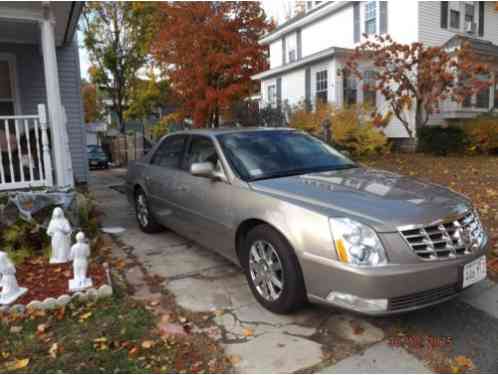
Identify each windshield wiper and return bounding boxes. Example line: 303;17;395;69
249;164;358;181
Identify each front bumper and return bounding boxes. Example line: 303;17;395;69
301;239;489;316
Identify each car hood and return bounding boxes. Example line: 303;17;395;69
249;167;471;232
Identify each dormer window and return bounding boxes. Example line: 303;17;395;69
365;1;377;35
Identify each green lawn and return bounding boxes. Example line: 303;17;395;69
1;294;228;373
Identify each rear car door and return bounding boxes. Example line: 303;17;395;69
145;134;188;229
176;135;235;257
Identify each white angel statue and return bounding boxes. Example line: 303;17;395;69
68;232;93;292
47;207;72;264
0;251;27;305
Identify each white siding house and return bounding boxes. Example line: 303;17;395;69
253;1;498;141
0;2;87;191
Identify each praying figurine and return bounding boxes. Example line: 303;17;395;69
47;207;72;264
0;251;27;305
68;232;93;292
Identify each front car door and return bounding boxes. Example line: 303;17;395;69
177;135;236;260
145;134;188;230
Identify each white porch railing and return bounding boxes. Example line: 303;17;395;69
0;104;53;191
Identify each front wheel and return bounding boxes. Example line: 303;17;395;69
135;188;163;233
242;225;307;314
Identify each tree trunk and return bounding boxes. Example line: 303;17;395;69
415;99;424;139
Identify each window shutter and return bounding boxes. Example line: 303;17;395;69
297;29;302;60
478;2;484;37
353;2;360;43
282;35;286;65
441;2;448;29
379;2;388;34
305;68;311;112
276;77;282;108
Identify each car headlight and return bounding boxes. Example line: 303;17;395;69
329;218;387;267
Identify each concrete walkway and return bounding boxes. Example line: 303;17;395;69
90;169;498;373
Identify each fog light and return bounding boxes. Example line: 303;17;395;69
326;291;388;312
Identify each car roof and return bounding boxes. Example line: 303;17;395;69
172;127;296;136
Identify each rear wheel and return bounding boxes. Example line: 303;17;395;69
242;225;307;314
135;188;163;233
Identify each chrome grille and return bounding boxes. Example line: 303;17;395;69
399;211;485;260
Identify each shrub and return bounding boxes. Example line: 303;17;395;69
151;112;183;140
462;115;498;154
418;126;468;155
331;106;389;157
288;103;389;157
288;101;333;135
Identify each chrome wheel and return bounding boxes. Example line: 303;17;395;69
136;194;149;228
249;240;284;302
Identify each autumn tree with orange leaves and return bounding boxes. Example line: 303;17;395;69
346;35;490;138
152;2;273;128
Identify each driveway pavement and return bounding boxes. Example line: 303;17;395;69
90;168;498;373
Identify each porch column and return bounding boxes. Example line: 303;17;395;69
39;9;74;188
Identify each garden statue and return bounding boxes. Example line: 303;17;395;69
68;232;93;292
47;207;72;264
0;251;27;305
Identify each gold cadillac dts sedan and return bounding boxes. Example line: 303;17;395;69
126;128;488;315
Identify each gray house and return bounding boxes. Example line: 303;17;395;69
0;1;86;191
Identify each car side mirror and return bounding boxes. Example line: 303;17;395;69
190;162;226;182
190;162;214;177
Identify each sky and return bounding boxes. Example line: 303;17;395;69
78;1;293;80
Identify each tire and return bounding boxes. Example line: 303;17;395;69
134;188;163;233
242;225;307;314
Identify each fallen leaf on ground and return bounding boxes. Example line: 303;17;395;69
128;346;139;357
242;328;253;337
37;323;48;334
228;355;241;365
49;343;58;359
79;312;92;322
141;340;155;349
9;358;29;370
10;326;22;334
453;355;474;369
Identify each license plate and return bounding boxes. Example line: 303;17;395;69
90;161;98;166
463;256;486;289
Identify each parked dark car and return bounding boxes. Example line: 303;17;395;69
87;146;109;169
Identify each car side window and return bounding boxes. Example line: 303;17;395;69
150;135;187;169
185;136;219;170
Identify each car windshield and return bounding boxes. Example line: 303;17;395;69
217;130;356;181
90;151;106;158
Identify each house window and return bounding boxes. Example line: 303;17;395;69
450;9;460;29
288;49;296;63
343;71;357;106
465;4;475;23
315;70;328;104
363;70;377;106
475;74;490;109
267;84;277;107
365;1;377;35
464;4;475;32
0;61;15;116
494;78;498;109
